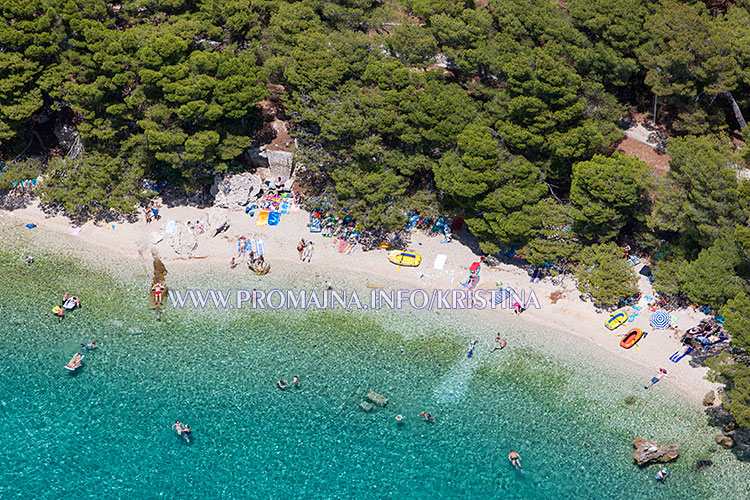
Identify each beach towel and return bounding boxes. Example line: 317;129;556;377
25;223;36;229
268;212;281;226
280;201;291;214
309;215;322;233
338;239;348;253
165;220;176;234
433;255;447;270
249;237;257;254
290;203;301;213
256;239;265;256
257;211;270;226
68;226;83;236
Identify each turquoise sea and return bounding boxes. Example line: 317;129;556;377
1;230;748;499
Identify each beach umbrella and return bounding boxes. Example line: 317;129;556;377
650;310;671;329
469;262;480;272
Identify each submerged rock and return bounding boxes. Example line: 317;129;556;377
695;459;713;470
632;438;679;465
366;391;388;407
702;391;716;406
715;434;735;449
359;401;374;412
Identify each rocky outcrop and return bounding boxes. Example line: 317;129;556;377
703;391;716;406
210;172;263;209
715;434;736;449
632;438;679;465
365;391;388;407
168;224;198;256
723;421;738;433
359;401;374;412
246;146;294;178
206;208;229;237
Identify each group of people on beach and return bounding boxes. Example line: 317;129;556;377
297;239;314;262
143;202;160;224
185;220;204;236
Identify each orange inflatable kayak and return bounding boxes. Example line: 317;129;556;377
620;328;643;349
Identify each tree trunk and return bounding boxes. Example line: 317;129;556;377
724;91;747;130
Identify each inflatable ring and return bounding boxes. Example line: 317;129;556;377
52;306;62;314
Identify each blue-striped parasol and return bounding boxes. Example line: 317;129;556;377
650;310;671;329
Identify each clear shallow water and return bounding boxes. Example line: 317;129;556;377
0;238;747;499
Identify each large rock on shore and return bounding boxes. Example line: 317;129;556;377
715;434;736;449
168;224;198;255
723;421;738;432
632;438;679;465
210;172;262;209
206;208;229;237
703;391;716;406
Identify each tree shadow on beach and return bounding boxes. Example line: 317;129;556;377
686;344;729;369
0;190;35;211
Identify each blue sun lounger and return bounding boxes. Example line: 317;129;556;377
669;346;693;363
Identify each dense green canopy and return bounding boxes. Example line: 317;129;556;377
3;0;750;431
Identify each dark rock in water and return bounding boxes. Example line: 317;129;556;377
695;459;713;470
723;421;738;433
632;437;679;465
703;390;716;406
715;434;736;449
624;396;636;405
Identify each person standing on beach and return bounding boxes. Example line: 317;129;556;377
238;236;247;257
25;255;34;265
297;239;306;260
303;241;314;262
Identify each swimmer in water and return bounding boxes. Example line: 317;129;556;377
395;415;404;423
172;421;184;435
508;450;523;471
491;338;507;352
418;411;435;421
182;425;192;442
277;379;290;390
292;375;300;386
81;341;97;351
467;337;478;357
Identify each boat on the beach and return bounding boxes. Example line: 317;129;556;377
388;250;422;267
65;353;84;371
605;310;628;330
619;328;643;349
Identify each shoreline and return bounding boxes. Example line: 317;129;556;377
0;199;720;409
